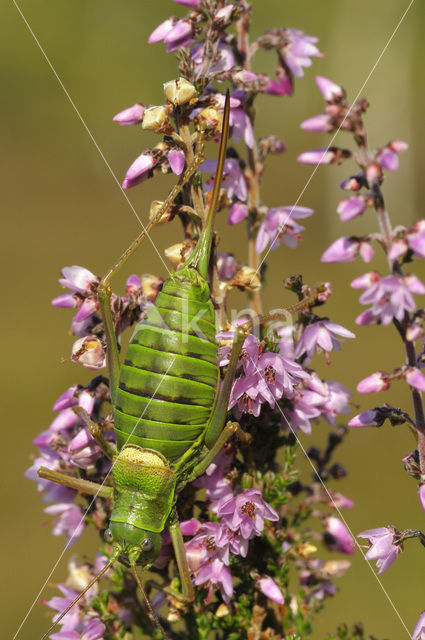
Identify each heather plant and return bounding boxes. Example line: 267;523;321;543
25;2;407;639
299;74;425;638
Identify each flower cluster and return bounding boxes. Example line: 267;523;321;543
300;73;425;636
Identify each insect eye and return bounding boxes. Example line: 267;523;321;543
141;537;153;552
104;528;113;543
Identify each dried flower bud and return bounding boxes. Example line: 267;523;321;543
150;200;176;225
142;106;171;133
365;162;383;186
403;450;421;480
140;274;163;301
164;77;197;106
232;266;261;291
165;242;192;269
295;543;318;558
71;336;106;370
322;559;351;578
66;559;96;592
215;603;230;618
195;106;223;136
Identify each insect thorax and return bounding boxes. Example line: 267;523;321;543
110;445;176;533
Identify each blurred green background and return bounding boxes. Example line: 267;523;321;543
3;0;425;638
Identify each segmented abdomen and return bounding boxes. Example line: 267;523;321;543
114;273;219;462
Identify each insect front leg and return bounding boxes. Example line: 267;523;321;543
37;466;113;499
97;154;205;404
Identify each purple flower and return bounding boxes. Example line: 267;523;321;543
81;620;106;640
324;516;355;555
413;611;425;640
229;100;254;148
315;76;345;102
53;386;78;412
297;148;338;165
282;390;323;435
217;489;279;539
300;114;332;133
404;367;425;392
193;557;233;603
194;449;234;512
58;266;98;295
348;409;383;428
257;575;284;604
283;29;321;78
229;373;263;418
122;151;157;189
322;236;370;263
294;319;355;363
44;503;85;545
168;148;185;175
216;253;238;280
419;485;425;514
201;158;248;201
148;18;177;44
408;220;425;258
256;206;314;253
228;201;249;225
69;429;102;469
337;196;368;221
113;103;145;125
318;380;351;425
357;372;389;394
191;41;235;77
358;526;402;573
356;274;425;326
174;0;202;6
257;351;309;400
185;522;229;572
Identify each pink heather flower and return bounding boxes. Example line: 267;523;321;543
294;319;355;363
49;408;79;433
228;201;249;225
318;381;351;425
357;372;389;394
356;274;425;326
194;449;234;512
174;0;202;6
168;148;185;175
51;293;78;309
348;409;383;428
404;367;425;392
148;18;177;44
321;236;374;263
193;557;233;603
284;29;321;78
122;152;156;189
73;298;98;323
71;336;106;370
45;584;82;633
201;158;248;201
53;386;78;412
255;206;314;253
408;220;425;258
419;485;425;514
69;429;101;469
59;266;98;295
258;351;310;400
257;575;284;604
358;526;402;574
300;113;332;133
125;274;141;295
44;503;85;545
297;148;336;165
192;41;235;77
185;522;229;573
113;103;145;125
229;374;263;418
388;238;408;261
413;611;425;640
216;253;238;280
324;516;355;554
315;76;345;102
282;390;323;435
337;196;367;221
217;489;279;539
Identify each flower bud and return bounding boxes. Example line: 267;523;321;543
404;367;425;392
257;575;284;604
150;200;176;225
232;266;261;291
348;409;383;428
315;76;345;102
164;77;197;106
337;196;367;222
300;114;332;133
365;162;382;186
140;274;163;301
71;336;106;370
324;516;355;554
142;106;170;132
357;372;389;393
322;559;351;577
168;148;185;175
339;174;365;191
165;242;192;269
113;103;145;125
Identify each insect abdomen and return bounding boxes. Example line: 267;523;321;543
114;273;219;462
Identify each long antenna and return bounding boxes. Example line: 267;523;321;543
182;89;231;279
40;549;120;640
131;565;170;640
